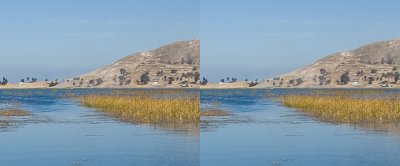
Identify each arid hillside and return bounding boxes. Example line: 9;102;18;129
58;40;200;88
259;39;400;88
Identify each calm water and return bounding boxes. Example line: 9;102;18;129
4;89;400;165
0;89;199;166
201;89;400;166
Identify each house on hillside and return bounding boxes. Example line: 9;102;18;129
151;82;161;87
351;82;363;86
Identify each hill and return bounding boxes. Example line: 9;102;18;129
58;40;200;88
258;39;400;88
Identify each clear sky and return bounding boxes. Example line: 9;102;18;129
3;1;400;83
201;0;400;82
0;0;199;82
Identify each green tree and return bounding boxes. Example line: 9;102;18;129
320;68;327;75
120;68;127;75
194;72;200;82
140;72;150;84
368;77;374;84
295;78;304;85
395;72;400;82
339;72;350;84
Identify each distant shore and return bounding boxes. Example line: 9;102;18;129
0;82;50;89
3;81;400;89
200;81;251;89
0;81;201;89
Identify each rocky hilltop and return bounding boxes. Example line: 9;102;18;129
58;40;200;88
259;39;400;88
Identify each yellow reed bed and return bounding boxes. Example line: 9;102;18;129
0;110;31;116
280;95;400;123
80;95;199;123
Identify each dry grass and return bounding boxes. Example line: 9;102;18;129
80;94;199;123
0;109;31;116
201;110;230;116
280;94;400;123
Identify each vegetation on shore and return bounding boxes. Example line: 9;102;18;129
80;94;199;123
280;94;400;123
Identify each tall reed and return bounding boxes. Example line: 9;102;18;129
280;94;400;123
80;94;200;123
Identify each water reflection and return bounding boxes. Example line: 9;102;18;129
151;122;200;135
201;89;400;166
0;89;199;166
352;122;400;136
201;115;253;132
111;114;200;135
202;89;400;134
0;120;11;131
0;114;52;132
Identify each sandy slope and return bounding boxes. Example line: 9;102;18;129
0;82;50;89
200;82;250;89
258;39;400;88
58;40;200;88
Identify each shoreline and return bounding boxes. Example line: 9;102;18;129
2;82;400;90
2;86;400;90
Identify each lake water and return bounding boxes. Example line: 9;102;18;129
4;88;400;166
200;89;400;166
0;89;199;166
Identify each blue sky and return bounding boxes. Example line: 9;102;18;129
2;1;400;83
0;0;199;82
201;0;400;82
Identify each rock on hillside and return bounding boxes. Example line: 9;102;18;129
259;39;400;88
59;40;200;88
